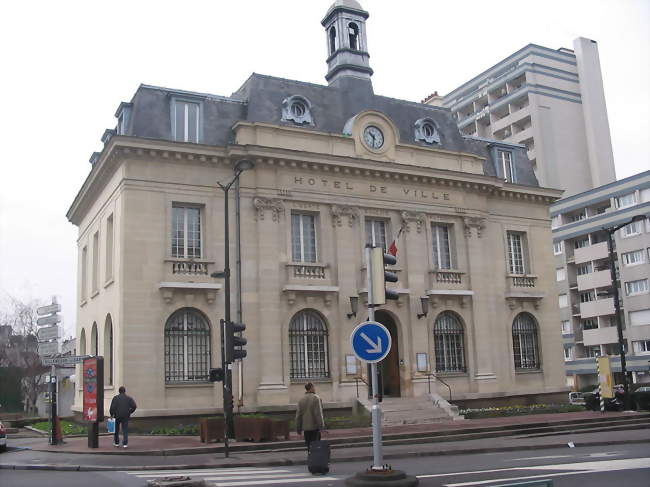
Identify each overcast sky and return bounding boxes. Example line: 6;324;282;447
0;0;648;338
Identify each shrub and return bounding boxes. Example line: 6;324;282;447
459;404;584;419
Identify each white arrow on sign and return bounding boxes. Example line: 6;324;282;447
361;332;382;354
37;303;61;316
37;314;62;326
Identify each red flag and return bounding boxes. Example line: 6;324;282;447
388;225;404;257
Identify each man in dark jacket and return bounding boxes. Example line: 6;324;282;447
109;386;137;448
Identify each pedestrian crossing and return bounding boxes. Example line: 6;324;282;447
123;466;341;486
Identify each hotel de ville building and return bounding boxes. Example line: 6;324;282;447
67;0;567;418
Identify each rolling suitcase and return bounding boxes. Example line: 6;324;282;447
307;440;330;475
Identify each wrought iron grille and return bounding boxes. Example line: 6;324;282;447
289;310;329;380
433;312;466;372
512;313;539;369
164;308;211;383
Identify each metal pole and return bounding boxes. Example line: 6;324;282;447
221;183;231;457
50;365;57;445
235;176;244;411
606;229;631;409
366;246;383;470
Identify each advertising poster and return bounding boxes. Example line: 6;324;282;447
597;356;614;398
83;357;104;421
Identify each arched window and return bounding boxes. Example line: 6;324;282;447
164;308;211;383
512;313;540;369
329;26;336;54
433;312;466;372
104;315;113;386
348;23;359;50
91;322;98;356
289;310;329;379
79;329;86;355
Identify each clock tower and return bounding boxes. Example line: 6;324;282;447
321;0;373;87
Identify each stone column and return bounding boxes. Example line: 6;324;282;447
463;216;499;392
251;196;288;405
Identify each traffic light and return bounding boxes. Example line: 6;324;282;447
369;246;399;305
209;368;224;382
226;320;247;363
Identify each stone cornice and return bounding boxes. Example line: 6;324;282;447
67;135;563;226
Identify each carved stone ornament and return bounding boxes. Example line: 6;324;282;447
463;216;486;238
331;205;359;227
401;211;425;233
253;197;285;222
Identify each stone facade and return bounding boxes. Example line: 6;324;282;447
67;0;566;417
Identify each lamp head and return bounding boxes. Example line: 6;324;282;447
234;159;254;174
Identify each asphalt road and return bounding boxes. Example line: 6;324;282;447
1;443;648;487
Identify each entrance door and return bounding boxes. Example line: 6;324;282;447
376;311;400;397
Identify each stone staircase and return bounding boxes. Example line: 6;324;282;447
357;394;464;426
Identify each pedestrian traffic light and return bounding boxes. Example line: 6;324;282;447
226;320;247;363
209;368;224;382
369;246;399;305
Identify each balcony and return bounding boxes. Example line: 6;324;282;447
428;269;468;292
577;269;612;291
509;274;537;288
170;260;209;276
286;262;330;282
574;241;609;264
583;326;619;346
580;297;614;318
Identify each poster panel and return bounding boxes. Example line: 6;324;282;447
83;357;104;421
597;356;614;398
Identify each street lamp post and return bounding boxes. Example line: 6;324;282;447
213;159;254;454
603;214;646;411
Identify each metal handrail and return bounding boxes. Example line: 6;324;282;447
426;372;452;402
354;375;369;398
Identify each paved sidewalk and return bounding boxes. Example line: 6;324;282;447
0;411;647;471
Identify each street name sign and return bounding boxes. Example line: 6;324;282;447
37;303;61;316
38;341;60;356
37;325;60;342
351;321;391;363
37;314;62;326
42;355;89;366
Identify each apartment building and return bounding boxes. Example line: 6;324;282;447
66;0;567;416
551;171;650;389
429;38;616;197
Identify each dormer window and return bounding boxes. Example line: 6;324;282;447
329;26;337;55
348;23;359;50
499;150;515;183
414;118;440;145
282;95;314;125
172;98;201;143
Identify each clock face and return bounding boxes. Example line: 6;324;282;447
363;125;384;149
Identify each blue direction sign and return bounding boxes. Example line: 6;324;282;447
351;321;392;363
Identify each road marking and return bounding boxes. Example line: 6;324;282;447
508;455;573;461
205;473;314;481
439;457;650;487
212;477;339;486
135;469;291;478
125;467;261;475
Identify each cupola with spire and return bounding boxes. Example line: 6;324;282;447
321;0;373;87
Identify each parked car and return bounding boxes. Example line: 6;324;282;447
0;421;7;452
633;385;650;410
569;392;585;405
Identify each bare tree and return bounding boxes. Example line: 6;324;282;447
0;296;48;415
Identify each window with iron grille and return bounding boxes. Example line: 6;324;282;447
164;308;211;383
512;313;540;369
506;231;527;275
365;218;388;251
432;224;453;270
172;205;202;259
289;310;329;380
433;312;466;373
292;213;318;263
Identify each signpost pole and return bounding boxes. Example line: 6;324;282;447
366;246;383;470
50;365;57;445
